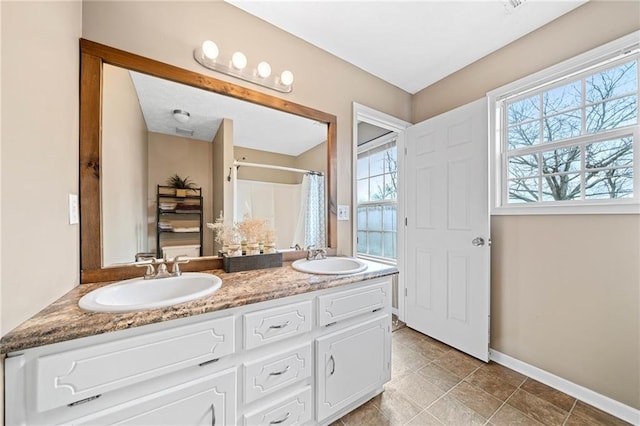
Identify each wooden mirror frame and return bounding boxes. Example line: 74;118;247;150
80;39;338;284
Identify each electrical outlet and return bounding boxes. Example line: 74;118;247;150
337;205;350;221
69;194;79;225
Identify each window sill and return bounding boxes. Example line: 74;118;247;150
356;254;397;266
491;202;640;215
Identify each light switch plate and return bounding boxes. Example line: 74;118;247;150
69;194;79;225
337;205;350;221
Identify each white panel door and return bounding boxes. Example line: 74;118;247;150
405;98;490;361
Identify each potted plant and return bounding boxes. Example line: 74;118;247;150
166;174;197;197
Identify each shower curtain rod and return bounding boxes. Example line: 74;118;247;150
233;160;324;176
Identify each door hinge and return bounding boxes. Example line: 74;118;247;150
404;288;408;297
404;147;408;155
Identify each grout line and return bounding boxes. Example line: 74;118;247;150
562;399;579;426
484;372;527;425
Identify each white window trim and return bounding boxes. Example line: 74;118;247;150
488;30;640;215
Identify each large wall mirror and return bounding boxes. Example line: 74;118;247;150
80;39;337;283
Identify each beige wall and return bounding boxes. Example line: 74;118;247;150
412;1;640;409
82;1;412;257
102;65;148;265
235;146;300;185
148;132;214;257
1;1;82;336
295;142;328;178
212;118;235;252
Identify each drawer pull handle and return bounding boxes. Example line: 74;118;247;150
67;394;101;407
269;320;291;330
199;358;219;367
269;365;291;376
329;355;336;376
269;412;290;425
211;403;216;426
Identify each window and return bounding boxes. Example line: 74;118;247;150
356;135;397;260
490;32;640;214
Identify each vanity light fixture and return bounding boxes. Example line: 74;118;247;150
194;40;294;93
172;109;191;123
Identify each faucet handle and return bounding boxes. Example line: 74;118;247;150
135;261;155;279
172;255;190;276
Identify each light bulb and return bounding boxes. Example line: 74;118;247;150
280;70;294;86
231;52;247;70
201;40;219;60
257;61;271;78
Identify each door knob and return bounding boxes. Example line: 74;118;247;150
472;237;485;247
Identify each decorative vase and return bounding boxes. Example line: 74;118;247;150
246;242;260;256
264;242;276;254
227;244;242;257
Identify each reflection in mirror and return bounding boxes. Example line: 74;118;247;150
101;64;328;267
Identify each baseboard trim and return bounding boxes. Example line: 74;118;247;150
489;349;640;425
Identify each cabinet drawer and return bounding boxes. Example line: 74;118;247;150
244;301;312;349
317;278;391;326
36;315;234;412
244;386;312;426
244;343;312;404
70;367;237;426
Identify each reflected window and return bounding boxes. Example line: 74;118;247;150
356;133;397;261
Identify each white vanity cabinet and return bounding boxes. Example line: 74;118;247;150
316;314;390;421
4;275;393;426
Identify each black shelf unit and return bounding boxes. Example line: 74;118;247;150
156;185;203;258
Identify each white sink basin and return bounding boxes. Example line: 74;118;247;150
79;273;222;313
292;257;368;275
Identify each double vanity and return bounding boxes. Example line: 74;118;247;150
2;259;397;425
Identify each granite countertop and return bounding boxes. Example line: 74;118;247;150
0;260;397;354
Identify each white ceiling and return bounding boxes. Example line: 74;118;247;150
227;0;587;94
130;71;328;157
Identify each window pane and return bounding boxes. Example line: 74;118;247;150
367;205;382;230
586;137;633;169
357;179;368;203
383;205;397;231
508;178;539;203
586;95;638;133
508;121;539;149
368;232;382;257
370;150;385;176
357;206;367;230
543;80;581;115
508;95;540;125
542;173;581;201
586;60;638;103
585;167;633;199
383;172;397;200
383;232;397;259
357;155;369;180
357;231;367;253
508;154;538;178
385;148;397;173
369;175;385;200
543;110;581;142
542;147;581;174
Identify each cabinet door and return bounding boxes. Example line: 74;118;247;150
69;368;236;426
315;314;390;421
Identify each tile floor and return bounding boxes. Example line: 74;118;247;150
332;326;631;426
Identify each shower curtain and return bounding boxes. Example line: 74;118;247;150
298;173;326;248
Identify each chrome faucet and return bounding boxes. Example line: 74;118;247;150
135;254;190;279
306;245;327;260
